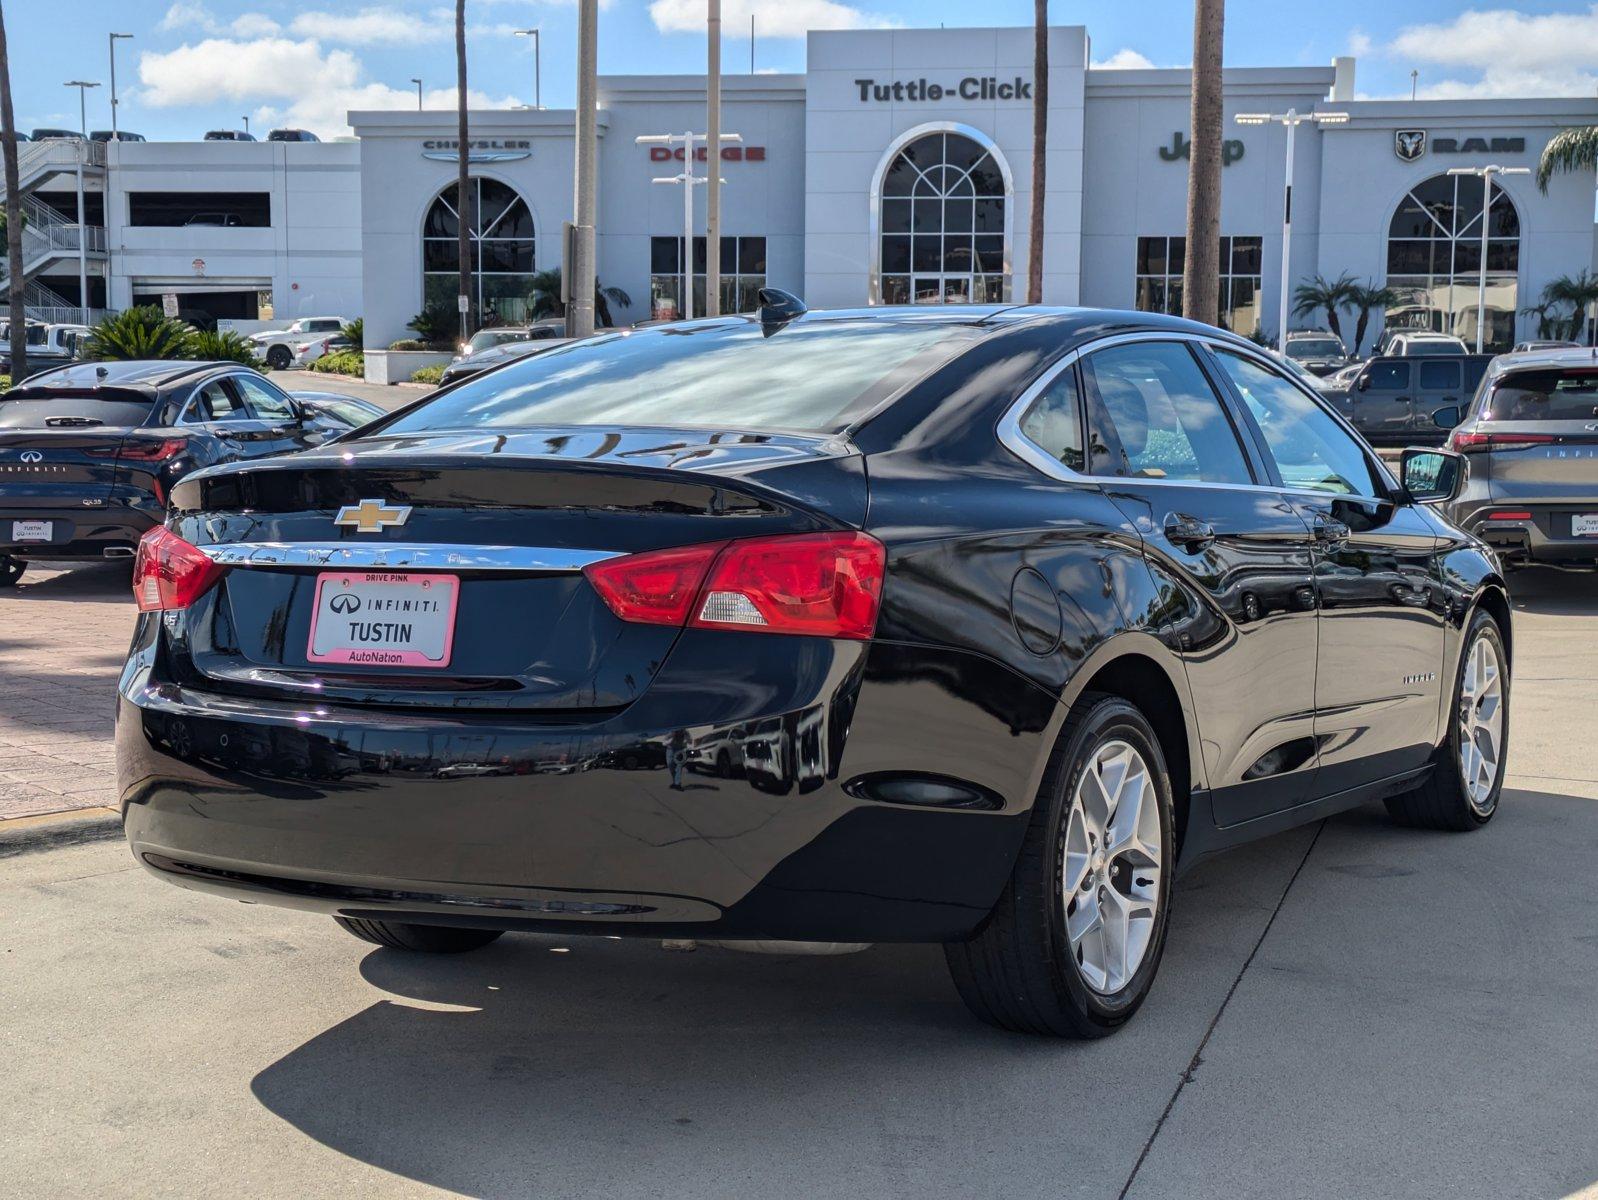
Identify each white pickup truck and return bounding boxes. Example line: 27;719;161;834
249;316;348;369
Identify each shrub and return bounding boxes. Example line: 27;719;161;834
387;338;429;351
0;374;11;391
406;303;458;347
410;364;445;385
83;306;194;361
188;328;263;368
340;317;364;349
307;350;365;377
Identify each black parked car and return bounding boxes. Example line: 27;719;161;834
117;303;1510;1038
0;361;372;586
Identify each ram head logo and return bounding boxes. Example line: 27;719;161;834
1394;130;1427;163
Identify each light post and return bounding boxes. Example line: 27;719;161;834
410;78;423;110
636;130;741;321
513;29;541;110
1447;164;1530;352
241;115;249;136
568;0;599;338
65;80;100;320
1235;108;1348;348
706;0;722;316
108;33;132;140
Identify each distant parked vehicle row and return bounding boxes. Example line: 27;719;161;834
205;129;320;143
10;128;319;144
1281;331;1350;377
249;317;348;370
1319;354;1493;444
441;320;571;384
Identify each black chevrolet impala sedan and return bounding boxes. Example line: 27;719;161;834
117;302;1510;1037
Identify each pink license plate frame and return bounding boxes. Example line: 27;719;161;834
306;570;460;669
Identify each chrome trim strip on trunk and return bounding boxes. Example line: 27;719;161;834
195;542;621;572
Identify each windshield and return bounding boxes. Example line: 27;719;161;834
1487;370;1598;422
467;330;526;354
1286;338;1342;359
0;396;156;428
383;318;979;436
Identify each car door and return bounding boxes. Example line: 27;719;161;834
1414;358;1463;437
1209;346;1447;796
232;373;321;454
181;377;267;460
1354;359;1413;443
1079;337;1323;825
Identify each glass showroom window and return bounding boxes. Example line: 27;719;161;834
421;179;536;325
649;236;767;319
1386;173;1519;352
1135;236;1263;335
877;131;1007;305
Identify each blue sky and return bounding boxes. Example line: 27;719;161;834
8;1;1598;139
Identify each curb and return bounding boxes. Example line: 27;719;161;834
0;807;122;859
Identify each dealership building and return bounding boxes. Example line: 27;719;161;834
35;25;1598;355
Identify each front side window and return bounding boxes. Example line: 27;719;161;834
877;130;1007;306
233;375;295;421
188;381;245;422
1017;367;1085;470
1365;361;1411;391
1214;350;1382;497
1082;342;1254;485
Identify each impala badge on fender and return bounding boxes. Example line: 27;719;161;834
334;499;412;534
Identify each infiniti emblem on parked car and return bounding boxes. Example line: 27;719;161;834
333;499;412;533
329;593;361;614
19;451;42;463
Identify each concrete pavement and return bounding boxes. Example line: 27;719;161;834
267;368;430;412
1;568;1595;1198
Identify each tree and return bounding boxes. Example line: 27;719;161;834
1291;272;1358;348
1542;271;1598;345
1026;0;1047;304
1519;299;1563;341
454;0;475;340
1346;280;1402;356
1181;0;1225;327
528;267;630;328
0;2;24;383
82;306;195;360
1536;126;1598;194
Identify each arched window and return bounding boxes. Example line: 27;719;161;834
422;178;536;324
875;129;1008;305
1386;173;1520;351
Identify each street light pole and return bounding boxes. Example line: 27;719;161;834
1235;108;1348;348
411;78;423;111
108;33;132;141
1448;164;1530;352
514;29;541;109
636;130;741;321
65;80;100;321
706;0;722;316
242;115;249;136
568;0;599;338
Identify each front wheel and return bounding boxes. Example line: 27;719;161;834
333;916;504;954
1386;608;1509;831
0;555;24;587
265;344;293;370
944;693;1174;1037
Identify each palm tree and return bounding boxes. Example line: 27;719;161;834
528;268;630;328
1026;0;1047;304
1291;272;1357;349
1543;271;1598;345
1519;299;1564;342
1181;0;1225;327
0;3;24;383
454;0;474;340
1346;280;1402;356
1536;126;1598;194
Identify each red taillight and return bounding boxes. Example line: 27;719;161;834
132;527;227;612
583;532;886;640
1449;430;1558;453
1486;511;1533;521
116;438;188;463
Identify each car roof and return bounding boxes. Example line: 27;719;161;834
1489;346;1598;375
20;360;243;391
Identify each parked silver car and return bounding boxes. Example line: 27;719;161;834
1439;346;1598;566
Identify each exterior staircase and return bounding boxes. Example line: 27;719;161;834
0;140;109;323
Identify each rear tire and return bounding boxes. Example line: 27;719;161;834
265;344;292;370
1386;608;1508;831
944;693;1175;1037
0;555;24;587
333;916;504;954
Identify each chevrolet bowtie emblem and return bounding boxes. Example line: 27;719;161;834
334;498;412;534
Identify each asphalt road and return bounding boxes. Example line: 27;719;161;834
268;368;429;411
2;568;1596;1199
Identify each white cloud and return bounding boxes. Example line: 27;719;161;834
157;2;281;37
230;13;283;37
649;0;896;38
157;2;215;32
1090;48;1156;70
1387;4;1598;98
289;8;438;45
1347;30;1371;58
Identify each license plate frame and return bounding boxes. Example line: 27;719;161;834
1573;514;1598;538
10;519;52;543
306;570;460;669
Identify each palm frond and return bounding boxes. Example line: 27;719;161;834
1536;125;1598;193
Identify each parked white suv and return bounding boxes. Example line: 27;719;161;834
1379;330;1468;357
250;317;348;369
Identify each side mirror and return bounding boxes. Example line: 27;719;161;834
1431;404;1462;430
1355;373;1371;392
1400;447;1463;504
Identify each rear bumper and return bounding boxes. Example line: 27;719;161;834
1451;500;1598;564
0;503;159;560
116;627;1053;942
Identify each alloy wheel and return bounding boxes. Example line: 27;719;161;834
1062;739;1163;995
1458;633;1505;814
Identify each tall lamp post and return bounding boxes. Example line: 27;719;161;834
1235;108;1348;347
1447;164;1530;352
65;80;100;320
410;78;423;110
569;0;599;338
636;130;741;321
108;33;132;140
705;0;722;316
513;29;541;110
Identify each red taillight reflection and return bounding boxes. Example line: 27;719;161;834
583;531;887;640
1449;431;1558;453
132;527;227;612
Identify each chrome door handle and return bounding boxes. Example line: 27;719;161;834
1164;513;1216;551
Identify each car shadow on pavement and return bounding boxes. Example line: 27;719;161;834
5;560;132;601
1505;566;1598;617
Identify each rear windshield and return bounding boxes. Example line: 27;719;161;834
1287;338;1341;359
1487;370;1598;422
0;395;156;429
381;319;978;436
1406;341;1464;356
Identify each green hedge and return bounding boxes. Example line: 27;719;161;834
410;364;445;385
307;350;365;377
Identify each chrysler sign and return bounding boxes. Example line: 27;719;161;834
853;76;1032;102
422;138;532;163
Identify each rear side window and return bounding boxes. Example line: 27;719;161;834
1487;370;1598;421
1419;361;1460;389
1081;342;1254;485
1365;361;1410;390
0;396;155;428
1016;367;1084;471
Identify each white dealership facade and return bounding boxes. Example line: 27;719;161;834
63;25;1598;355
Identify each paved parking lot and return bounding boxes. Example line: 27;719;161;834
2;566;1596;1198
